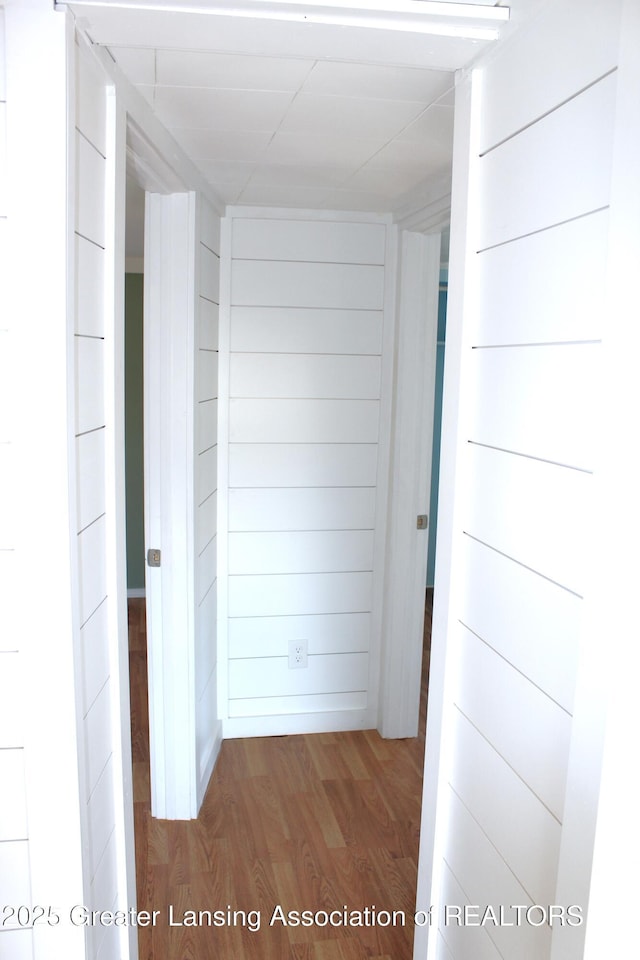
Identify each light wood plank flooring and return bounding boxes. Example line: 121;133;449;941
129;594;431;959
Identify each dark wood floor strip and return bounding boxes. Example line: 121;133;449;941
129;595;432;959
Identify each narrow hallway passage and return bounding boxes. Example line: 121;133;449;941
129;595;431;959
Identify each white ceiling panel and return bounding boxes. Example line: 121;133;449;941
263;132;387;167
344;163;434;196
300;60;453;103
238;183;339;207
397;102;455;143
278;93;427;140
246;162;356;189
366;136;452;171
156;49;314;90
153;86;295;130
173;128;273;161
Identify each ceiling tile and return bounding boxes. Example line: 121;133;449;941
264;132;385;167
301;60;453;103
156;49;314;90
366;137;452;172
238;183;338;208
343;164;434;196
154;86;295;131
322;188;394;213
247;163;354;189
396;103;455;144
172;128;272;161
278;93;426;141
109;46;155;85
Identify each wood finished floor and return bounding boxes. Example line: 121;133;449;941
129;594;432;960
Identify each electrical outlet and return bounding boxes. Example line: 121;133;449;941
288;639;308;669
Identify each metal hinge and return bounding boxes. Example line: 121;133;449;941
416;515;428;530
147;548;161;567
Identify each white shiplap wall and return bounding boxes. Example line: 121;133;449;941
195;196;222;802
0;11;34;960
223;212;389;734
73;39;128;960
424;3;621;959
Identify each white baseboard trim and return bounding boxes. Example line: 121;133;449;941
127;588;146;598
222;707;374;740
197;721;223;810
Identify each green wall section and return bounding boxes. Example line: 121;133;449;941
125;273;145;591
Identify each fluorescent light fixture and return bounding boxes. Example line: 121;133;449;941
64;0;510;40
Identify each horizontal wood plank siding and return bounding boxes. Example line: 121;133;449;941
428;5;621;957
195;196;222;802
225;213;390;731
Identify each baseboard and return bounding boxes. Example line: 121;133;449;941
197;722;223;810
222;707;374;740
127;588;146;599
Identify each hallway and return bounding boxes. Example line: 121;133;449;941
128;595;431;959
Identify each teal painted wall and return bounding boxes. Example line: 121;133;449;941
125;273;145;591
426;283;447;587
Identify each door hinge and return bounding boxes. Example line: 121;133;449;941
147;548;161;567
416;515;428;530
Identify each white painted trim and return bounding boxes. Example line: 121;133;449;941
103;78;139;960
144;192;199;820
378;229;440;740
393;172;452;234
62;0;509;40
224;708;371;740
125;256;144;273
413;68;480;960
197;728;223;808
226;204;392;225
127;587;146;598
216;215;232;726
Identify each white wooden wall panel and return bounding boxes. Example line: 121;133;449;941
76;40;107;157
197;444;217;504
0;652;25;747
198;348;218;398
230;354;381;399
87;758;115;881
197;398;217;449
419;12;623;955
232;218;386;264
0;749;28;840
196;587;217;700
228;612;370;658
79;600;109;714
224;213;390;735
0;929;34;960
229;652;368;700
196;491;216;555
229;487;376;532
199;297;219;350
0;445;15;545
438;866;504;960
456;624;571;820
472;211;608;346
84;680;112;796
444;791;549;960
0;841;31;914
230;398;379;443
75;236;105;338
479;0;621;153
459;536;580;712
196;536;217;605
0;333;9;441
462;445;590;595
468;343;598;470
0;553;16;653
229;691;367;719
78;515;107;624
200;243;220;304
230;306;383;355
231;260;385;310
478;74;616;252
229;442;378;488
75;132;105;246
76;428;106;532
229;530;374;575
228;572;372;618
75;337;105;435
451;714;566;904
